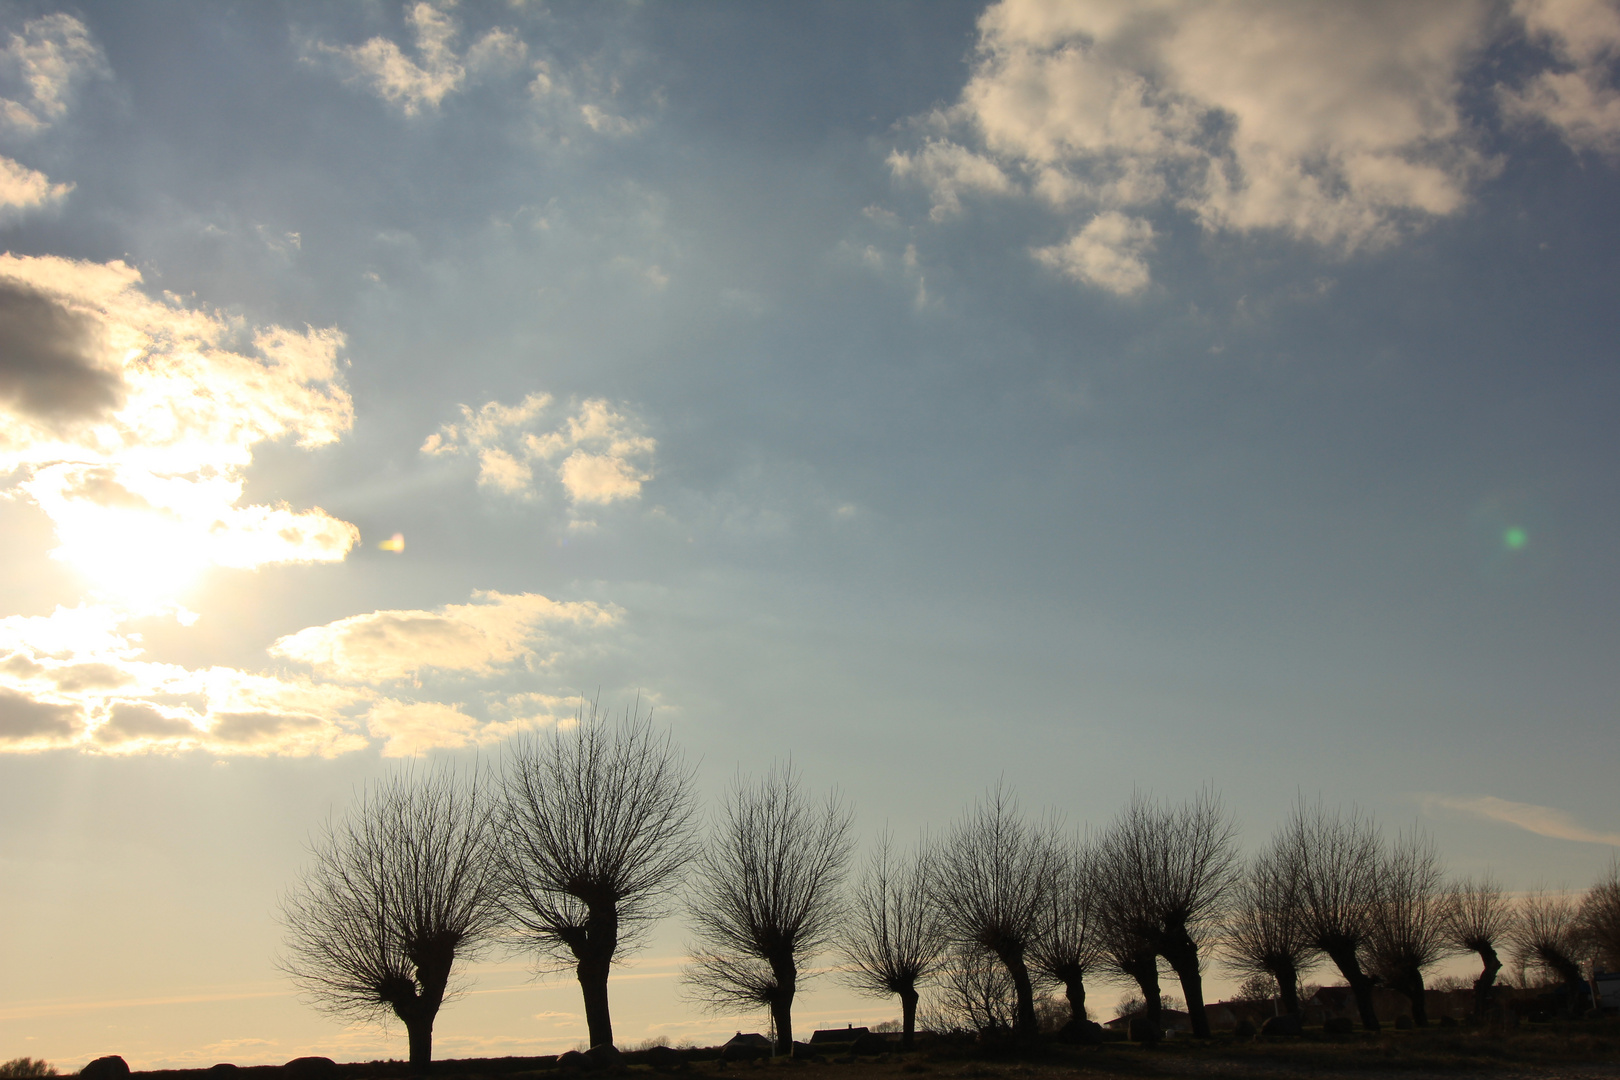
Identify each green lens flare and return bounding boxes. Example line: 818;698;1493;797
1504;526;1528;550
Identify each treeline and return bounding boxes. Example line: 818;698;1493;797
278;708;1620;1066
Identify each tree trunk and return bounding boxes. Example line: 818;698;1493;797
1061;973;1087;1026
1323;943;1380;1032
1274;958;1301;1018
406;1019;434;1072
770;997;794;1056
577;950;614;1048
1122;955;1162;1044
1161;931;1210;1038
900;986;919;1049
1399;968;1428;1027
769;956;797;1055
1471;944;1501;1021
997;948;1039;1039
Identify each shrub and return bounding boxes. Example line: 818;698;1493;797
0;1060;56;1078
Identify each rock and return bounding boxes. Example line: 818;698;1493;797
1322;1017;1355;1035
80;1057;130;1080
720;1044;764;1063
558;1050;593;1071
283;1058;337;1080
206;1066;240;1076
1394;1015;1414;1030
642;1045;683;1071
1127;1017;1159;1043
1056;1019;1103;1045
851;1034;889;1056
1259;1015;1302;1037
584;1044;625;1072
1233;1020;1257;1039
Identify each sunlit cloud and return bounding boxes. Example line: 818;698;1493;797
0;255;359;608
0;154;70;214
0;12;107;133
422;392;656;510
1503;0;1620;155
1425;793;1620;846
1031;211;1155;296
269;589;620;681
308;2;526;116
892;0;1500;291
0;604;372;755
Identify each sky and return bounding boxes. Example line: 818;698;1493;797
0;0;1618;1068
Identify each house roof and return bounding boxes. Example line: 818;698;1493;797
809;1027;871;1044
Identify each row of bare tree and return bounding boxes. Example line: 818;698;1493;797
278;711;1620;1066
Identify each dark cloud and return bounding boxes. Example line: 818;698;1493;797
95;701;197;742
0;282;124;422
50;662;133;692
0;687;79;742
210;711;319;743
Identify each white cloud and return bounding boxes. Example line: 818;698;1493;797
1503;0;1620;154
423;392;656;509
0;154;70;213
894;0;1498;290
1032;211;1155;295
1425;793;1620;846
313;2;526;116
0;12;106;133
269;590;619;682
0;255;359;607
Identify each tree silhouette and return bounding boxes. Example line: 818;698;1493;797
1511;886;1590;1014
497;701;700;1049
683;762;854;1055
1223;844;1318;1018
930;783;1057;1040
1368;828;1449;1025
1027;837;1104;1029
280;766;502;1069
1579;857;1620;972
1093;790;1239;1038
1272;798;1383;1031
837;832;947;1048
1443;872;1515;1020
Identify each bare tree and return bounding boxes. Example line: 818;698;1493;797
1579;857;1620;971
1510;886;1590;1013
280;766;503;1069
1096;915;1166;1043
931;783;1057;1040
1272;798;1383;1031
838;832;947;1048
497;702;700;1049
1028;837;1104;1029
927;944;1018;1036
683;762;855;1054
1092;790;1240;1038
1223;844;1318;1018
1442;873;1515;1020
1367;828;1449;1025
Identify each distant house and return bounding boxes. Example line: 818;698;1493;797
1103;1008;1192;1034
724;1032;772;1051
809;1026;871;1045
1304;986;1357;1022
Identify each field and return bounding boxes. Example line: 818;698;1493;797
115;1021;1620;1080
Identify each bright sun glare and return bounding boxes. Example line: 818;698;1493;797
52;504;209;607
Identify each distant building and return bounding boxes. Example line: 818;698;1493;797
723;1032;773;1051
809;1026;871;1045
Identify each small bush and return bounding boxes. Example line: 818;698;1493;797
0;1060;56;1079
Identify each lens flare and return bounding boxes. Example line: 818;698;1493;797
1504;526;1527;550
379;533;405;553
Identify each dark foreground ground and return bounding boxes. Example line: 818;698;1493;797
122;1020;1620;1080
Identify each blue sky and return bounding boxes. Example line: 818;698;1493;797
0;0;1617;1067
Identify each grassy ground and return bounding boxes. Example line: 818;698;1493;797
128;1021;1620;1080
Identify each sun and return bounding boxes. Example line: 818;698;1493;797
50;502;209;608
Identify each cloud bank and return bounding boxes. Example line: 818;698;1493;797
889;0;1620;293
